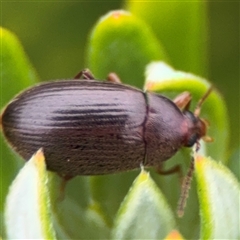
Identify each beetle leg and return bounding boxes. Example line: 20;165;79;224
177;156;195;217
156;164;183;181
173;92;192;111
57;174;74;201
107;72;122;83
74;69;96;80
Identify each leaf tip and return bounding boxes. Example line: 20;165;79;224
109;10;130;19
165;230;184;240
138;167;149;182
194;153;207;169
100;9;131;24
34;148;45;161
32;148;45;169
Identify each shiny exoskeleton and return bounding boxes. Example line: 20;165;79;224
1;72;208;178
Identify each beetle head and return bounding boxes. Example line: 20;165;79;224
183;87;213;149
183;111;208;148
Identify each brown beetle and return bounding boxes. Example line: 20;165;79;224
1;69;211;180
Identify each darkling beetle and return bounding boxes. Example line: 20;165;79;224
1;69;212;216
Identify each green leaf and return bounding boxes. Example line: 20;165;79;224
1;27;39;107
52;197;111;239
144;62;229;162
89;171;138;219
111;169;176;239
4;149;56;239
46;174;110;239
195;154;240;239
126;1;208;76
86;10;168;88
0;27;39;230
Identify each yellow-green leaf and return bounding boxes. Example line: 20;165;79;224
112;169;176;239
4;149;56;239
0;27;39;221
195;154;240;239
1;27;39;107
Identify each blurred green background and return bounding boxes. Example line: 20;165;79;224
1;1;239;151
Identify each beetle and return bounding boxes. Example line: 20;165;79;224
1;69;212;179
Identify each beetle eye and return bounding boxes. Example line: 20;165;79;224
186;133;199;147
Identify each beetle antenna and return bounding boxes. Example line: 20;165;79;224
177;154;195;217
194;86;213;117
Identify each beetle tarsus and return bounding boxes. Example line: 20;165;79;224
57;174;74;201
